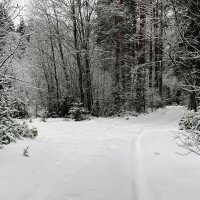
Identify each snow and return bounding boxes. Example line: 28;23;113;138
1;106;200;200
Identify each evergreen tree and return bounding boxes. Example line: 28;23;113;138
16;18;26;35
0;3;14;54
0;3;14;36
171;0;200;111
96;0;137;114
0;3;37;146
16;17;28;58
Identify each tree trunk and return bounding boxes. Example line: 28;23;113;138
136;0;147;113
114;20;121;106
189;91;197;112
49;35;60;111
71;0;85;105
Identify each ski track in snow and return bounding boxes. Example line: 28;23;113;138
1;106;200;200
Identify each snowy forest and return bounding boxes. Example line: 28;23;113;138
1;0;200;200
1;0;200;119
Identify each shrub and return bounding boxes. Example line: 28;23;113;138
69;103;90;121
0;119;38;145
0;87;38;146
179;112;200;131
177;112;200;155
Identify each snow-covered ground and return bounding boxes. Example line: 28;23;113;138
1;106;200;200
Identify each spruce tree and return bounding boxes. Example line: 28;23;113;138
0;3;37;146
96;0;137;114
16;18;26;35
172;0;200;111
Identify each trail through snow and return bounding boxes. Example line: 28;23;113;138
1;106;200;200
